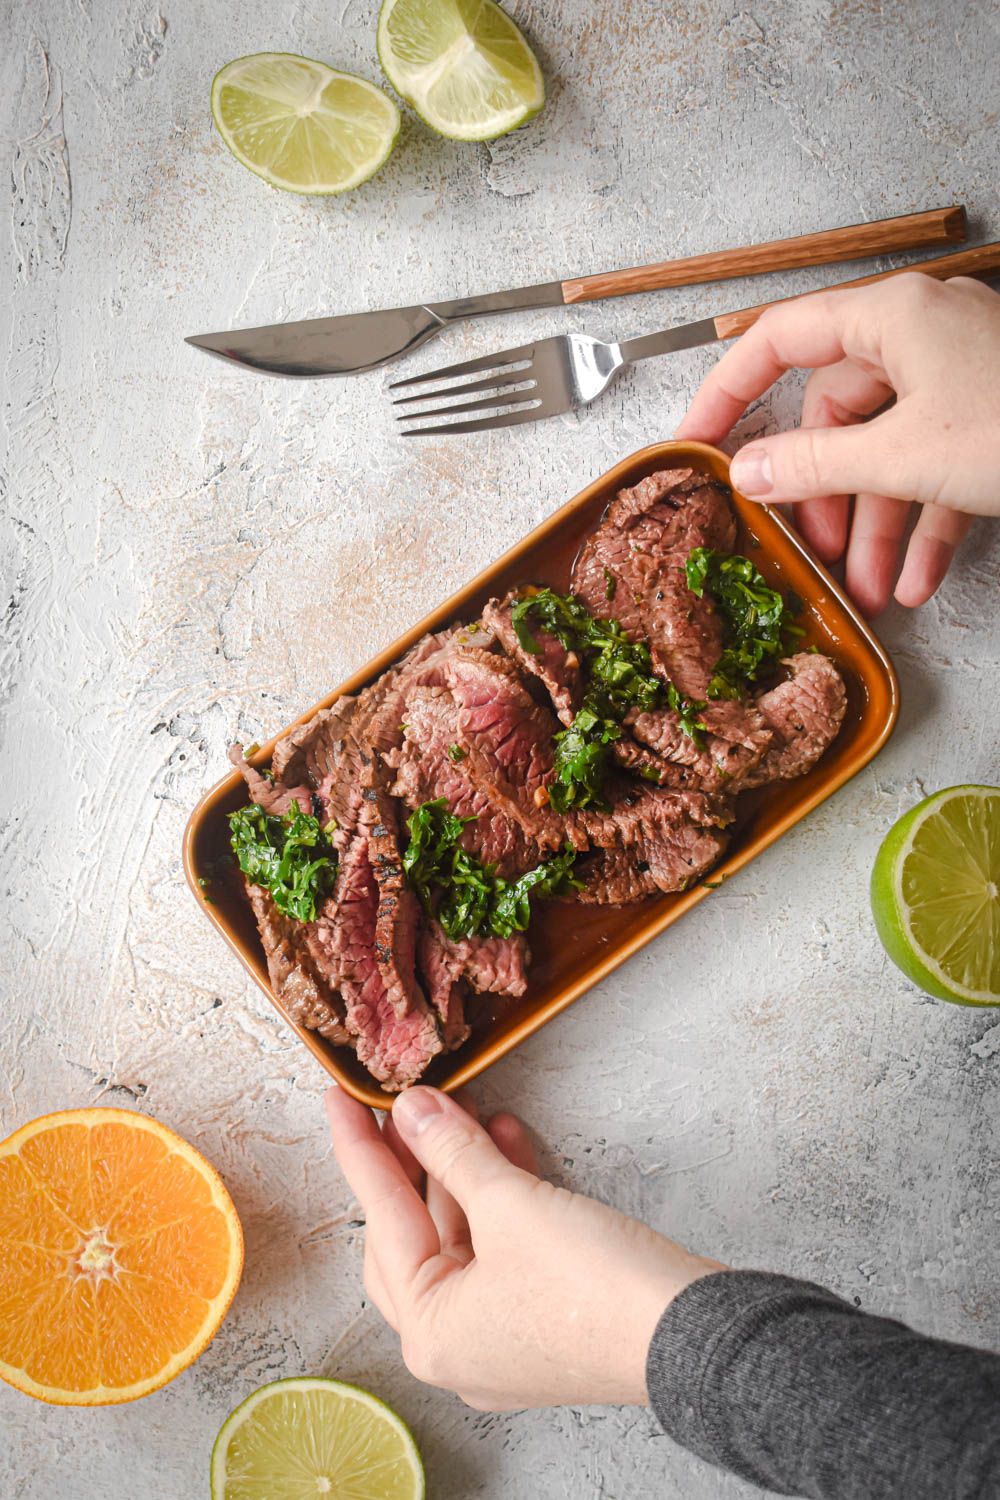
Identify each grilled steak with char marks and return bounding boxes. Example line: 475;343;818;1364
606;468;737;549
244;883;350;1043
311;832;442;1091
572;468;736;698
360;760;430;1024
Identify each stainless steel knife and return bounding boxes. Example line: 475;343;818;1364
184;206;966;378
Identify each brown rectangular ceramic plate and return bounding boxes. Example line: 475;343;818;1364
184;440;898;1108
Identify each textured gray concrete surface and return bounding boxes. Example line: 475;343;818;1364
3;1;999;1495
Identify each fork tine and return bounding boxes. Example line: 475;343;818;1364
388;342;537;389
395;388;540;422
398;405;554;438
392;368;535;406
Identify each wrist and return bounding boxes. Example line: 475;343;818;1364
624;1242;727;1407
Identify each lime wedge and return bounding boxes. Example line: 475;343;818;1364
377;0;544;141
211;54;401;195
211;1377;425;1500
871;785;1000;1006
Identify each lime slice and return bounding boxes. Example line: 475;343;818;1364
377;0;544;141
871;785;1000;1006
211;1377;425;1500
211;54;401;195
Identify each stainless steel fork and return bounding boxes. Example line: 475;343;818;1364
390;240;1000;435
390;325;716;436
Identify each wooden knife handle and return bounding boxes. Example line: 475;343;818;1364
713;240;1000;340
560;206;967;305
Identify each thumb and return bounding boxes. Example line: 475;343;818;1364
729;409;919;505
391;1087;514;1210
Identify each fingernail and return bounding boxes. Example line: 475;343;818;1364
730;446;773;496
393;1087;445;1135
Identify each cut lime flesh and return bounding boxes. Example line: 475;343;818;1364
211;1377;424;1500
871;785;1000;1006
212;54;400;195
378;0;544;141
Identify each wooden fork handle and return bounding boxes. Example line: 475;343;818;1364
561;206;967;305
713;240;1000;340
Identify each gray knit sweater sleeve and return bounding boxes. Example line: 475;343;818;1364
646;1270;1000;1499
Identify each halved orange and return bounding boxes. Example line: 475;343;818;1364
0;1108;243;1405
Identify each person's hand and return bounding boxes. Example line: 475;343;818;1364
676;274;1000;615
325;1084;722;1410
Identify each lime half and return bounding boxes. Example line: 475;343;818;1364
377;0;544;141
211;1377;424;1500
211;54;401;195
871;785;1000;1006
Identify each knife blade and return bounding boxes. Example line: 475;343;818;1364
184;206;967;378
185;282;563;377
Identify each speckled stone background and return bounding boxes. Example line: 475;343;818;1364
3;1;999;1495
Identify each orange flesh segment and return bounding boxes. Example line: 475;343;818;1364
0;1111;242;1404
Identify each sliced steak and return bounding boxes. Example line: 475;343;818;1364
359;759;430;1024
362;626;470;757
567;779;733;855
417;923;470;1051
262;628;481;839
628;698;773;792
434;927;529;998
265;704;370;843
311;833;442;1091
296;638;458;832
610;785;730;893
572;523;655;641
244;882;351;1045
228;744;313;817
616;781;733;835
443;649;564;844
640;817;729;893
570;788;728;894
270;696;359;787
572;468;737;699
742;652;847;787
612;733;695;788
360;622;500;759
482;595;582;726
570;782;731;893
387;687;540;876
417;919;529;1051
571;849;660;905
606;468;737;552
612;733;732;793
641;561;724;698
